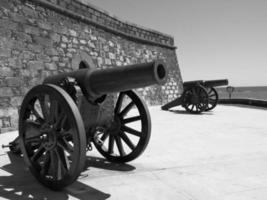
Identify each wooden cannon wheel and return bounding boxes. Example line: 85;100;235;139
182;85;209;114
19;84;86;190
205;87;219;111
94;90;151;163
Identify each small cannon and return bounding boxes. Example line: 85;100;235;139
161;79;228;114
5;60;167;190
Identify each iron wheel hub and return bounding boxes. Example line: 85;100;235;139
40;123;57;150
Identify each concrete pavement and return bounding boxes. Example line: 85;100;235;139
0;105;267;200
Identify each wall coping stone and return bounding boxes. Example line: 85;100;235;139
27;0;177;50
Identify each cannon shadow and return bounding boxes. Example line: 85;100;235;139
168;109;214;115
0;152;111;200
85;156;136;172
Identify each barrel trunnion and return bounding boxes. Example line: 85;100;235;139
6;60;168;190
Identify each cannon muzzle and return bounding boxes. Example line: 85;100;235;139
203;79;228;87
44;60;168;101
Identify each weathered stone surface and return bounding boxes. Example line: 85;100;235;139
33;36;53;47
0;48;11;57
0;67;13;77
24;24;40;36
0;0;182;133
45;62;57;70
37;21;52;30
6;77;22;87
28;61;44;70
0;87;13;97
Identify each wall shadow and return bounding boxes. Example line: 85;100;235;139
0;152;110;200
219;103;267;111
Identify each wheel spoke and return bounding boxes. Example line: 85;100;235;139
122;116;141;124
209;94;216;98
115;136;126;156
25;135;42;144
121;125;142;137
119;101;135;117
54;112;66;130
108;135;115;154
31;106;44;122
120;131;135;150
25;120;42;135
50;150;59;180
60;115;68;130
56;147;69;173
31;146;45;162
190;105;195;112
61;130;73;139
49;99;59;124
41;152;51;176
58;137;74;154
100;132;109;143
38;95;50;121
114;93;125;114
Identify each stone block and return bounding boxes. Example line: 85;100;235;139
22;51;34;60
45;63;57;71
58;62;66;67
62;35;69;43
52;56;59;62
67;48;76;53
50;32;61;43
37;21;52;30
97;57;103;66
88;41;95;48
24;24;40;36
0;87;13;97
105;58;112;65
0;67;13;77
0;19;17;30
108;52;115;59
27;44;43;53
8;58;22;68
10;96;23;107
0;48;11;57
60;43;67;48
10;12;27;23
69;29;77;37
80;39;87;45
73;38;79;44
28;78;41;86
28;61;44;70
33;36;53;47
45;48;58;56
66;53;73;58
6;77;22;87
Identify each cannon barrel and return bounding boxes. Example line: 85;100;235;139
203;79;228;87
44;60;168;101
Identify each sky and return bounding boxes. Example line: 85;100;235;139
88;0;267;86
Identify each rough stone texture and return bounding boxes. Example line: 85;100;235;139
0;0;183;133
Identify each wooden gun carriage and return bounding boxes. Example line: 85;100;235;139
4;60;167;190
161;79;228;113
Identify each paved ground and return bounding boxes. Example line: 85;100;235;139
0;105;267;200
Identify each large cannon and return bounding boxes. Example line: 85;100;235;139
4;60;167;190
161;79;228;114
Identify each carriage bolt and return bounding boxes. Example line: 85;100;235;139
2;144;12;149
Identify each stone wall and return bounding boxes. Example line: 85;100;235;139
0;0;183;133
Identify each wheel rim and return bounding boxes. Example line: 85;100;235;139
94;90;151;163
205;87;218;111
19;84;86;190
183;86;209;114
